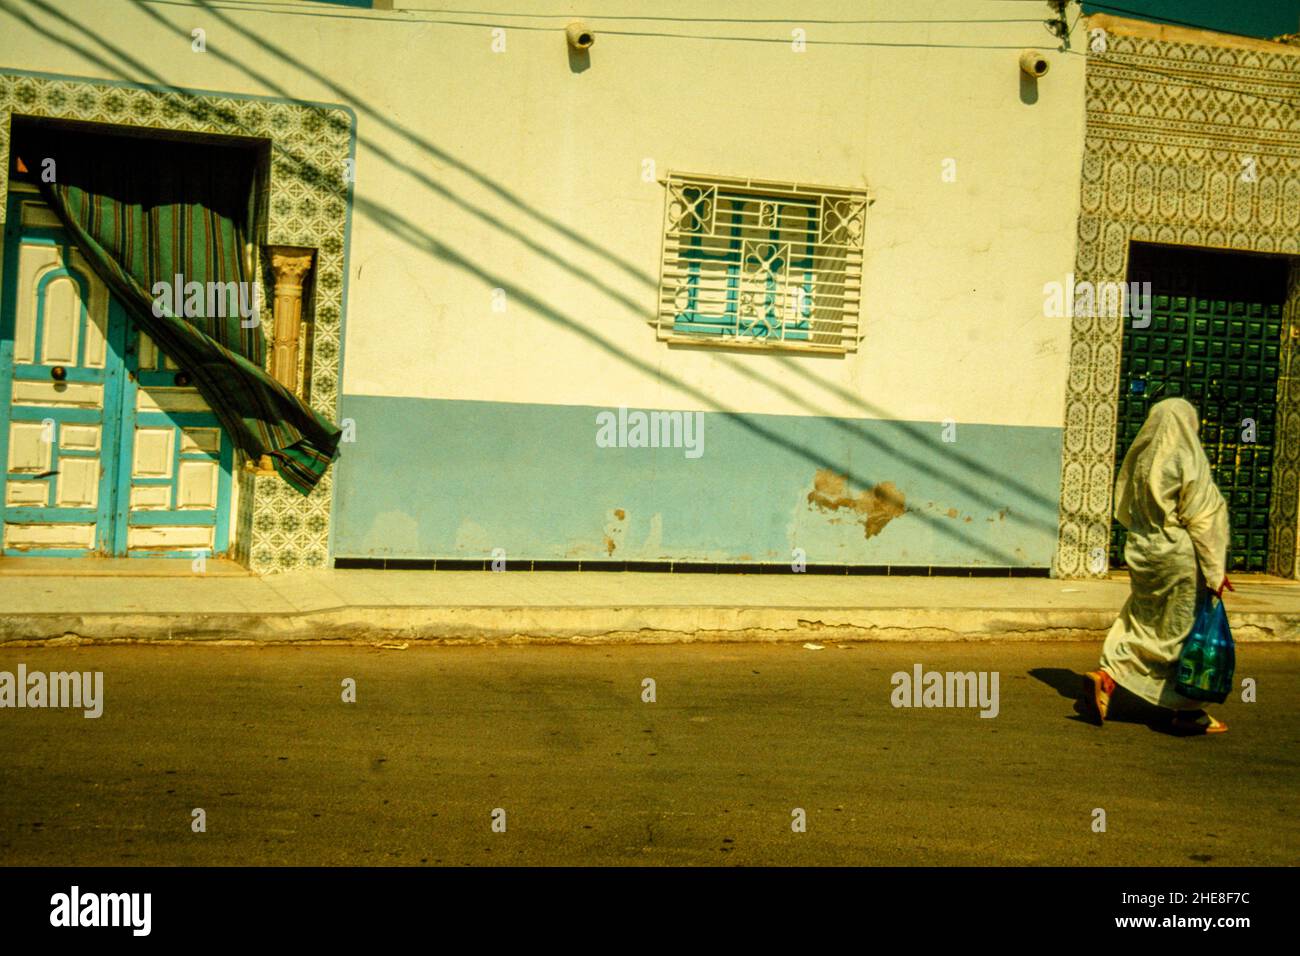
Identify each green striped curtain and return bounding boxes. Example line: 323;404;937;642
25;128;340;495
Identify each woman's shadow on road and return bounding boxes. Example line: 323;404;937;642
1029;668;1189;736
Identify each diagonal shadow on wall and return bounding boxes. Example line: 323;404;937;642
2;0;1066;562
166;0;1063;538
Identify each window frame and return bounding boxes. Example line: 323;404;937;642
656;171;867;355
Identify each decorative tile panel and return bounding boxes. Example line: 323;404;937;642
0;71;354;573
1056;30;1300;577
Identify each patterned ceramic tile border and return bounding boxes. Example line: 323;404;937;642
1055;32;1300;578
1267;260;1300;577
0;70;354;573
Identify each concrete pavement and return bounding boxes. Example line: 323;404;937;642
1;642;1295;865
2;567;1300;644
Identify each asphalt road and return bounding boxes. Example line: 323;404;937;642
1;642;1296;866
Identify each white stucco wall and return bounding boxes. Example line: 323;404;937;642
0;0;1087;429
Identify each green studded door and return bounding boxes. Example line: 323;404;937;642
1113;243;1291;573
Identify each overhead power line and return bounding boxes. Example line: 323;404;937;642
130;0;1049;48
402;6;1048;25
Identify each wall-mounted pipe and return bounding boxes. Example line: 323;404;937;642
1019;49;1049;78
566;22;595;50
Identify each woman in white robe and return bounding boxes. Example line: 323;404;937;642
1081;397;1233;734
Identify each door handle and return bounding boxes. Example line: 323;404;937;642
50;365;66;381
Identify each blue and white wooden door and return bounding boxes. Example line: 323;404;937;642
113;326;233;557
0;192;126;555
1;187;234;558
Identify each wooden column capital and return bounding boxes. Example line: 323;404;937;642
270;250;314;290
264;246;315;399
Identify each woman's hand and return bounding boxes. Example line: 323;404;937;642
1214;575;1235;598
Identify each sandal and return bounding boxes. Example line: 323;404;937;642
1080;670;1113;724
1171;712;1228;735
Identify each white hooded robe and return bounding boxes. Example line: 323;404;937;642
1099;397;1230;709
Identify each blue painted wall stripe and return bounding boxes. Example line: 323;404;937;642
333;395;1064;567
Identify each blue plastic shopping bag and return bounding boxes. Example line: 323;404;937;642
1175;590;1235;704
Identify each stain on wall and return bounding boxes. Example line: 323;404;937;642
806;469;906;539
602;508;626;555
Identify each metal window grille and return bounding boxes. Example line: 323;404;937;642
657;172;866;354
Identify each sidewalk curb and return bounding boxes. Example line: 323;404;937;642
1;605;1297;644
